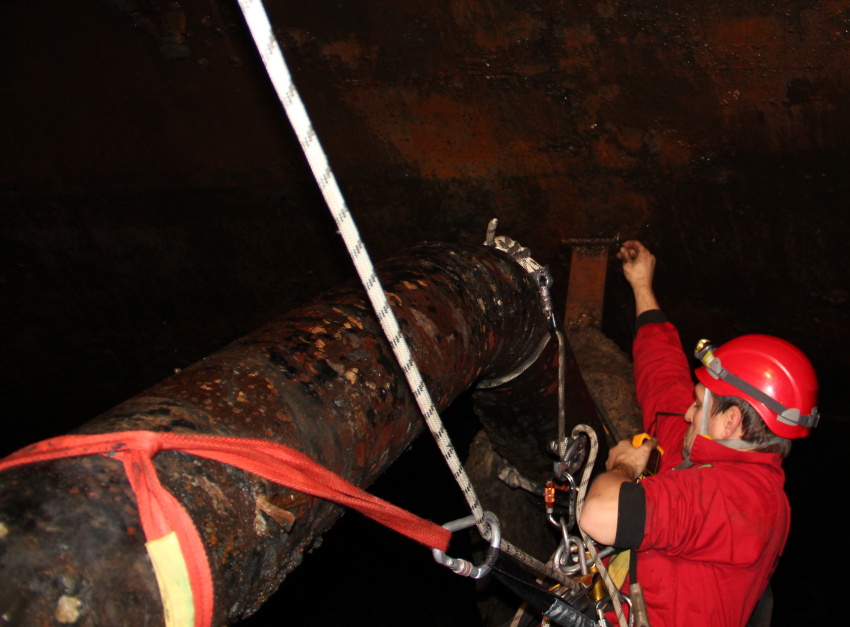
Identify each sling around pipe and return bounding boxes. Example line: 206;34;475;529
0;241;570;626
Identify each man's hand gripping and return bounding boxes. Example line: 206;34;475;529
616;240;660;316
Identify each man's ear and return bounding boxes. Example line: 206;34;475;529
720;405;744;440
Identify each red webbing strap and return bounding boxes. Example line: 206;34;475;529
0;431;452;626
118;445;214;627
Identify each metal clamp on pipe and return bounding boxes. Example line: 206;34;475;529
432;511;501;579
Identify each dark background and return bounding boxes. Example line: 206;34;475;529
2;1;848;624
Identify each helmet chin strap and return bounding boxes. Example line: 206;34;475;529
677;389;714;469
700;388;712;437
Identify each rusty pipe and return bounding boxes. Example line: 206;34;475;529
0;240;597;626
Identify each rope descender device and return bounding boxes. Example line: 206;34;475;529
551;432;589;482
631;433;663;479
432;511;501;579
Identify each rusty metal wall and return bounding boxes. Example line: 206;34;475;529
3;1;848;409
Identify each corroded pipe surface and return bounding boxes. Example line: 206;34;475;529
0;241;577;626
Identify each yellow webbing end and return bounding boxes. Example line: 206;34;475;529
607;549;631;590
146;531;196;627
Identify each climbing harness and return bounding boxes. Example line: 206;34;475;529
496;560;598;627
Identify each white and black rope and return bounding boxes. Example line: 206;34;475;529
572;424;628;627
236;0;583;589
237;0;487;523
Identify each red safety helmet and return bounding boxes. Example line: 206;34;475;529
694;334;819;439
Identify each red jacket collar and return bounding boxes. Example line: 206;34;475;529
689;434;785;472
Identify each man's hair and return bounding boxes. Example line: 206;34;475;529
711;393;792;457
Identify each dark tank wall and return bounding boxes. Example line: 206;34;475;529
2;1;848;625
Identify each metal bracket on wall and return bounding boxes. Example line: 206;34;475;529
562;236;621;329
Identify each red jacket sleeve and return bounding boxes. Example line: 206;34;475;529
633;321;694;471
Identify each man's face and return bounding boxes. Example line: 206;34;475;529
683;384;709;458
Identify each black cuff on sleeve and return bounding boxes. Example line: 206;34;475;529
634;309;668;335
614;482;646;549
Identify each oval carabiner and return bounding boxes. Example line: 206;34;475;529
431;511;500;579
595;594;632;626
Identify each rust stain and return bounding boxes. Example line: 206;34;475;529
321;36;372;69
450;0;543;49
256;494;297;532
368;90;503;179
591;136;638;169
655;131;694;169
565;245;609;328
354;440;368;467
562;24;598;48
708;17;782;52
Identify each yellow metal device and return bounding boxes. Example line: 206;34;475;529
632;433;664;479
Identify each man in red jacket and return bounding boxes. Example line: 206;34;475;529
579;240;819;627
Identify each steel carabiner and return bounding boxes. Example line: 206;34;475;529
431;511;500;579
595;594;632;627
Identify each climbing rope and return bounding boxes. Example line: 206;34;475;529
236;0;583;592
236;0;490;535
572;424;629;627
